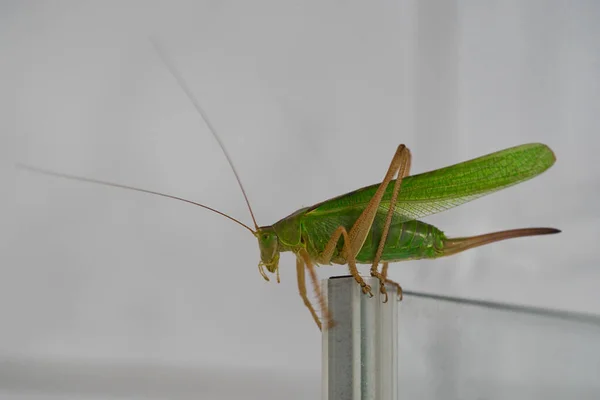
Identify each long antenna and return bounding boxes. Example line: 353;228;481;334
150;38;260;231
16;164;256;234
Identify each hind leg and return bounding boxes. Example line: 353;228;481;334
319;145;412;298
368;146;411;301
381;262;403;301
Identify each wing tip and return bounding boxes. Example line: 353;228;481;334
521;143;556;171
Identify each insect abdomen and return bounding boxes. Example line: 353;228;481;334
355;216;446;263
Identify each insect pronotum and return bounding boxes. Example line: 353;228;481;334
18;41;560;330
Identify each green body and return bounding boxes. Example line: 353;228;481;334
18;141;557;289
266;143;555;265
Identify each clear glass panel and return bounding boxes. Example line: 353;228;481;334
398;292;600;399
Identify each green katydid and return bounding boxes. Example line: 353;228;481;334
18;143;559;330
17;44;560;331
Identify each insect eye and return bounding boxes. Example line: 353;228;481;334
262;233;269;240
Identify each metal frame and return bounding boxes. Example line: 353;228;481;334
323;276;398;400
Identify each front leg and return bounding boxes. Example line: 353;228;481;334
296;255;322;330
296;249;333;330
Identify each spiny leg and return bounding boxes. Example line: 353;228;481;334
381;262;403;301
297;249;333;330
319;226;373;296
370;147;412;301
320;144;411;298
296;255;322;330
296;145;411;325
301;250;334;329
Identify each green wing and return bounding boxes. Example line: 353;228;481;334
306;143;555;222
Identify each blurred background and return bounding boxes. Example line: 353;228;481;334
3;0;599;399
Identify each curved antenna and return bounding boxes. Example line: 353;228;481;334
16;164;256;234
151;38;259;231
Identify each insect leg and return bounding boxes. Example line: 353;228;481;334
320;144;411;298
296;255;323;330
297;249;334;330
370;147;411;301
320;226;373;296
381;262;403;301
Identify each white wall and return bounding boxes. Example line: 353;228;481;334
3;0;599;398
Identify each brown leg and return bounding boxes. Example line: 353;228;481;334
381;262;403;301
319;145;411;298
296;249;333;330
370;148;411;300
296;255;323;330
320;226;373;296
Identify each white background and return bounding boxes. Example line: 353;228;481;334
3;0;599;398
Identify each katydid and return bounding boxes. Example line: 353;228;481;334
18;143;559;330
17;44;560;331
